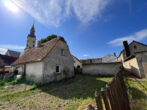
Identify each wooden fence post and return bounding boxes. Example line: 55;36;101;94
95;91;103;110
117;71;131;110
106;84;115;110
101;88;111;110
110;78;122;110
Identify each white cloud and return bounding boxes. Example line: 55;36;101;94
0;44;25;50
108;29;147;46
0;44;25;54
9;0;110;27
0;48;7;54
83;54;89;57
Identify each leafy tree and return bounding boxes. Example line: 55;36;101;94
40;34;57;43
40;34;66;43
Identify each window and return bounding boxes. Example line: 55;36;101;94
77;65;80;69
134;45;137;49
56;66;59;73
61;49;64;56
90;59;92;63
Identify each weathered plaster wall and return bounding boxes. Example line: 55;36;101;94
73;57;82;68
82;63;122;76
26;62;43;83
122;53;147;78
43;40;74;83
11;65;24;74
142;62;147;78
123;57;141;78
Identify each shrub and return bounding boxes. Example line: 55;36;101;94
9;80;17;85
40;34;66;44
40;34;57;43
30;84;38;91
0;80;5;86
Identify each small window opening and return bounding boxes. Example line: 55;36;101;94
90;59;92;63
134;45;137;49
61;49;64;56
56;66;59;73
77;65;80;69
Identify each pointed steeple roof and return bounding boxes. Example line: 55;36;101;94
28;24;36;38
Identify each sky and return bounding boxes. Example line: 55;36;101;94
0;0;147;59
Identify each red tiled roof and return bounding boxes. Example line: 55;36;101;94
12;38;59;65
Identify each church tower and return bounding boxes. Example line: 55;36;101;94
25;24;36;50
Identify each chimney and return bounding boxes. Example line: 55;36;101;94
114;52;116;57
37;41;41;47
123;41;130;57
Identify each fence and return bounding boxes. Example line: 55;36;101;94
95;70;131;110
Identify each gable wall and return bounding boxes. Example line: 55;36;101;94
73;57;82;68
43;40;74;83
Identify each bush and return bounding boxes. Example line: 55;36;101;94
40;34;66;44
9;80;17;85
0;80;5;86
40;34;57;43
30;84;38;91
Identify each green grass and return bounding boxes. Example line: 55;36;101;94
126;78;147;110
0;74;112;110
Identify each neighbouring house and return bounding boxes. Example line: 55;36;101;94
11;25;74;84
72;56;82;69
5;49;21;58
102;54;118;63
80;58;102;65
0;54;17;74
118;40;147;78
72;55;82;73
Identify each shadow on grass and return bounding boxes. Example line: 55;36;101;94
130;87;147;100
37;74;110;100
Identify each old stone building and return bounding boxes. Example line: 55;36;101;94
25;24;36;50
0;54;17;73
12;26;74;83
118;40;147;78
72;56;82;69
5;49;21;58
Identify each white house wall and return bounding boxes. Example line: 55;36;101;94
73;57;82;68
82;63;122;76
26;62;43;83
123;57;141;78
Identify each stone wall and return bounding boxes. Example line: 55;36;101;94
82;62;122;76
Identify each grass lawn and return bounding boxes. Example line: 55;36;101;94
0;74;147;110
126;78;147;110
0;75;112;110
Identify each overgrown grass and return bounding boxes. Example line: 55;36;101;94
125;78;147;110
0;74;112;110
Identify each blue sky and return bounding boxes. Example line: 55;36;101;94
0;0;147;59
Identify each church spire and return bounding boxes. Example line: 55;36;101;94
28;24;36;37
30;24;35;35
25;24;36;51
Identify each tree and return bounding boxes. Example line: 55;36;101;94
40;34;66;43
